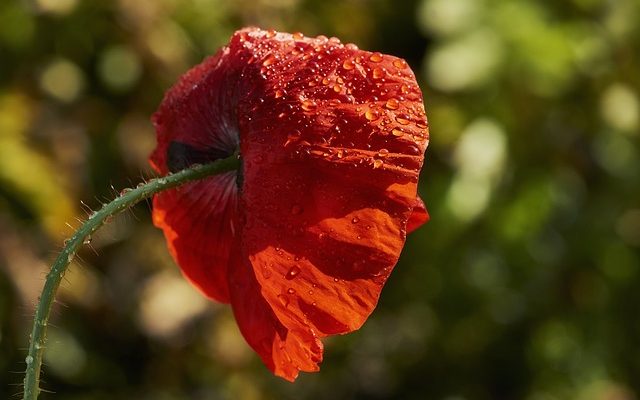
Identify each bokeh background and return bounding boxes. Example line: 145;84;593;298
1;0;639;399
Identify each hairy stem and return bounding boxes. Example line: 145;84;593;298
23;154;240;400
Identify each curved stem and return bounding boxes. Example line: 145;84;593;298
23;154;240;400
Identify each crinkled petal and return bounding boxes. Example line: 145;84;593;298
233;29;429;339
150;46;244;303
152;173;238;302
228;237;323;381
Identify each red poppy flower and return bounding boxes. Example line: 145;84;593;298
150;27;430;381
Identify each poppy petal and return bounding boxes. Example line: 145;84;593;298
233;29;429;342
150;45;243;303
407;196;429;233
150;48;240;175
228;239;323;381
152;173;238;302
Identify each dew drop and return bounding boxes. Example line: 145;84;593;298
407;144;421;155
25;355;34;364
322;77;330;85
351;216;360;224
333;278;339;282
370;52;383;62
285;265;301;280
365;109;380;121
393;59;407;69
345;43;359;50
83;236;92;245
372;67;385;79
372;159;383;169
119;188;132;196
342;59;355;70
292;31;304;39
262;265;272;279
400;84;410;94
262;55;276;66
395;114;411;125
308;290;314;295
385;98;400;110
301;100;317;111
392;128;404;137
287;288;296;294
333;84;342;93
378;148;389;157
275;89;284;98
266;29;277;38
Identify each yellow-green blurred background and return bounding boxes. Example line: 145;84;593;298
1;0;639;399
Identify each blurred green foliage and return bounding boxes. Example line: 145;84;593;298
1;0;639;399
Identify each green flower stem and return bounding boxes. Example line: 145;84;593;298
23;154;240;400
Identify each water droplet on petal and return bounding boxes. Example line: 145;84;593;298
378;148;389;157
342;59;355;70
301;100;317;111
333;84;342;93
351;216;360;224
400;84;410;94
372;67;385;79
266;29;277;38
392;128;404;137
292;32;304;39
365;109;380;121
373;159;384;169
386;98;400;110
395;114;411;125
393;59;407;69
369;52;383;62
275;89;284;98
285;265;301;280
322;77;330;85
287;288;296;294
262;55;276;66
